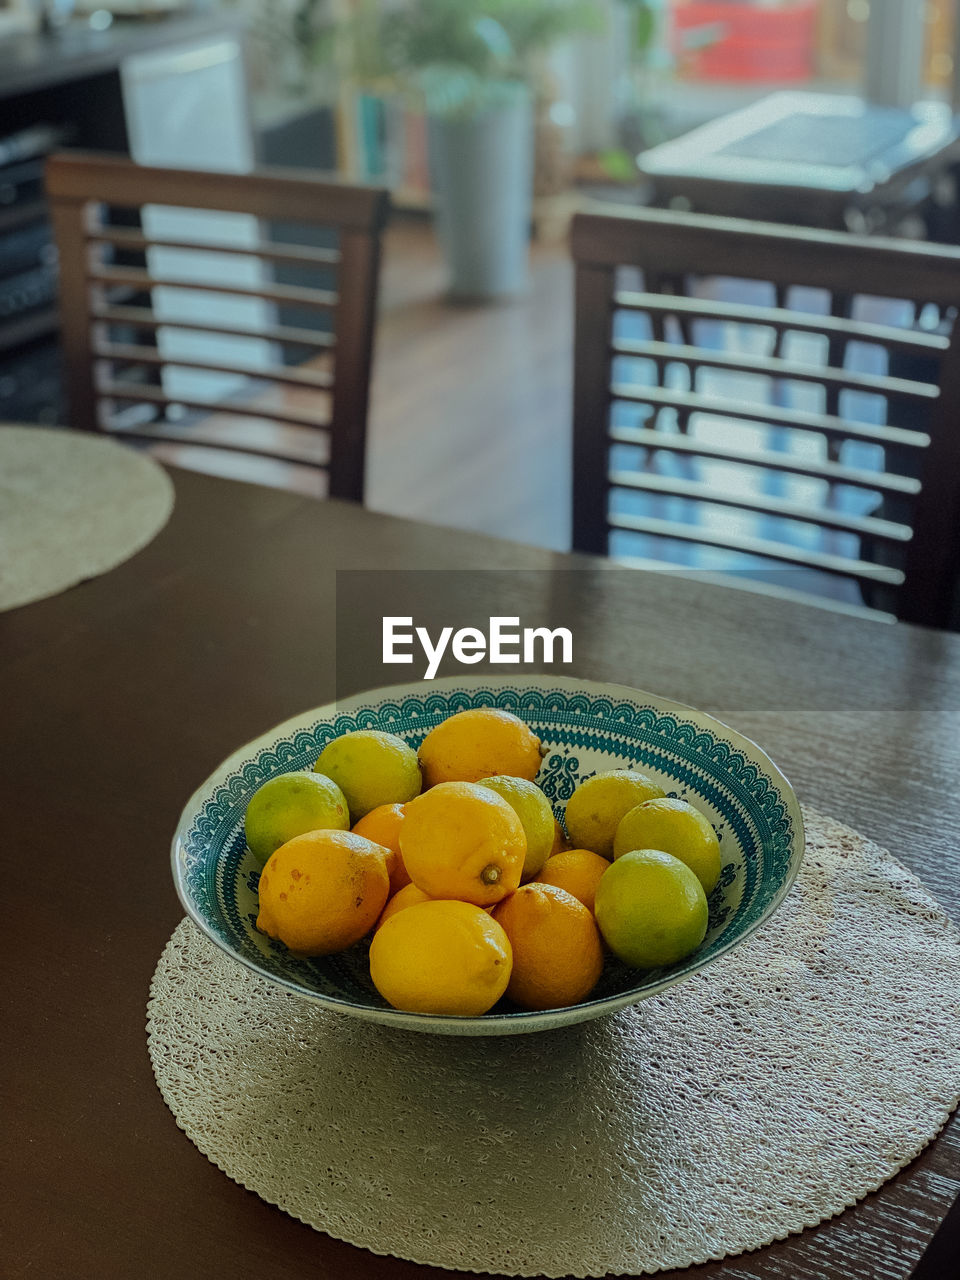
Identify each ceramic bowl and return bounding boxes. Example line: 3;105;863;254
171;675;803;1035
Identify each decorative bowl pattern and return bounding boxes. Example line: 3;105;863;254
171;676;804;1035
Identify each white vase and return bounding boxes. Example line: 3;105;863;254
428;89;534;301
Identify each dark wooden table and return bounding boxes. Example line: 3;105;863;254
3;466;959;1280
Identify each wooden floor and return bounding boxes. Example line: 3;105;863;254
367;222;572;551
149;221;574;552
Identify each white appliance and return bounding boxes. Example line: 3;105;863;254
121;36;273;403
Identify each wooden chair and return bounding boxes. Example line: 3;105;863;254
570;205;960;628
46;151;390;503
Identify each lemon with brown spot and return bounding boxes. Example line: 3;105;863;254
400;781;526;906
563;769;665;859
613;796;722;893
256;829;389;955
417;707;543;788
370;899;513;1015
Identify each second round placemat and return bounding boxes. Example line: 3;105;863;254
147;809;960;1277
0;425;174;612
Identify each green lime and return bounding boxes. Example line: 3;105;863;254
613;797;722;893
594;849;708;969
244;771;349;866
476;775;555;879
563;770;665;859
314;730;421;821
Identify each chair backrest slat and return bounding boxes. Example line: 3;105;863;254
612;338;940;400
88;226;342;268
93;341;335;391
45;152;385;229
608;383;932;449
571;204;960;303
608;424;922;497
91;305;337;351
613;289;952;353
87;264;339;310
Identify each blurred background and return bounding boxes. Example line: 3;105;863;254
3;0;960;603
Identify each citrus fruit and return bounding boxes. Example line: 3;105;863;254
256;829;390;956
400;781;527;906
376;881;433;930
417;707;543;788
370;899;512;1016
476;775;555;880
314;730;421;821
492;883;604;1010
594;849;708;969
535;848;610;915
613;797;722;893
563;770;665;859
244;771;349;866
352;802;411;895
549;818;568;858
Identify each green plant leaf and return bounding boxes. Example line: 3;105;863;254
598;148;638;182
634;4;655;55
308;0;604;109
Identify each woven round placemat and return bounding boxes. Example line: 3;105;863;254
147;808;960;1277
0;425;174;612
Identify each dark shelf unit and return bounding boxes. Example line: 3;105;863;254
0;199;48;236
0;12;242;425
0;134;65;424
0;304;59;353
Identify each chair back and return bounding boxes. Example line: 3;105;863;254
570;205;960;626
46;151;389;502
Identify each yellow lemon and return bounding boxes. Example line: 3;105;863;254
418;707;543;788
375;881;433;931
492;883;604;1010
352;802;411;895
564;770;665;859
613;797;722;893
548;818;568;858
370;899;512;1016
535;848;610;915
400;781;526;906
314;730;421;821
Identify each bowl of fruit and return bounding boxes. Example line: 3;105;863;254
171;675;803;1035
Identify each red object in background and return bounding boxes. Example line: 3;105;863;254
671;1;819;83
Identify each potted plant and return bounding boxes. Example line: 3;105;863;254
320;0;600;300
